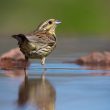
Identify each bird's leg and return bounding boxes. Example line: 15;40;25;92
41;57;45;66
24;56;28;77
41;57;46;80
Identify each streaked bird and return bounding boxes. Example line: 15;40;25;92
12;19;61;68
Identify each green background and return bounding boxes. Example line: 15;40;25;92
0;0;110;36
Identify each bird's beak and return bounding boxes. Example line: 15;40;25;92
55;20;61;24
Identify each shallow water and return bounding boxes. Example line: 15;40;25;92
0;62;110;110
0;37;110;110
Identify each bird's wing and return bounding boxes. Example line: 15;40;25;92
26;31;56;45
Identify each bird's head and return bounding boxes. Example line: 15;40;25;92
37;19;61;35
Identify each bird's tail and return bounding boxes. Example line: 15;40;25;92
12;34;29;42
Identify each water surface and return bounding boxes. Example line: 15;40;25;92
0;37;110;110
0;62;110;110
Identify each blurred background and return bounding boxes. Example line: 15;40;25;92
0;0;110;37
0;1;110;110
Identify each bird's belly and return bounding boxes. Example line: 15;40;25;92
20;43;56;59
30;45;56;58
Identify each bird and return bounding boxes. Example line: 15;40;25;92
12;19;61;69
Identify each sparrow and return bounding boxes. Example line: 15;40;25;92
12;19;61;67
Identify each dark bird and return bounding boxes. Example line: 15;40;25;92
12;19;61;67
17;75;56;110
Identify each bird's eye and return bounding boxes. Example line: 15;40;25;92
48;21;52;24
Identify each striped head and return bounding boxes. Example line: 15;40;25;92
37;19;61;35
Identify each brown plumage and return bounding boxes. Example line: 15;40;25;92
12;19;61;65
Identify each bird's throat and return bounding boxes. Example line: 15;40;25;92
48;27;56;36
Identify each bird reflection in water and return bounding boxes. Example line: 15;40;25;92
17;73;56;110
